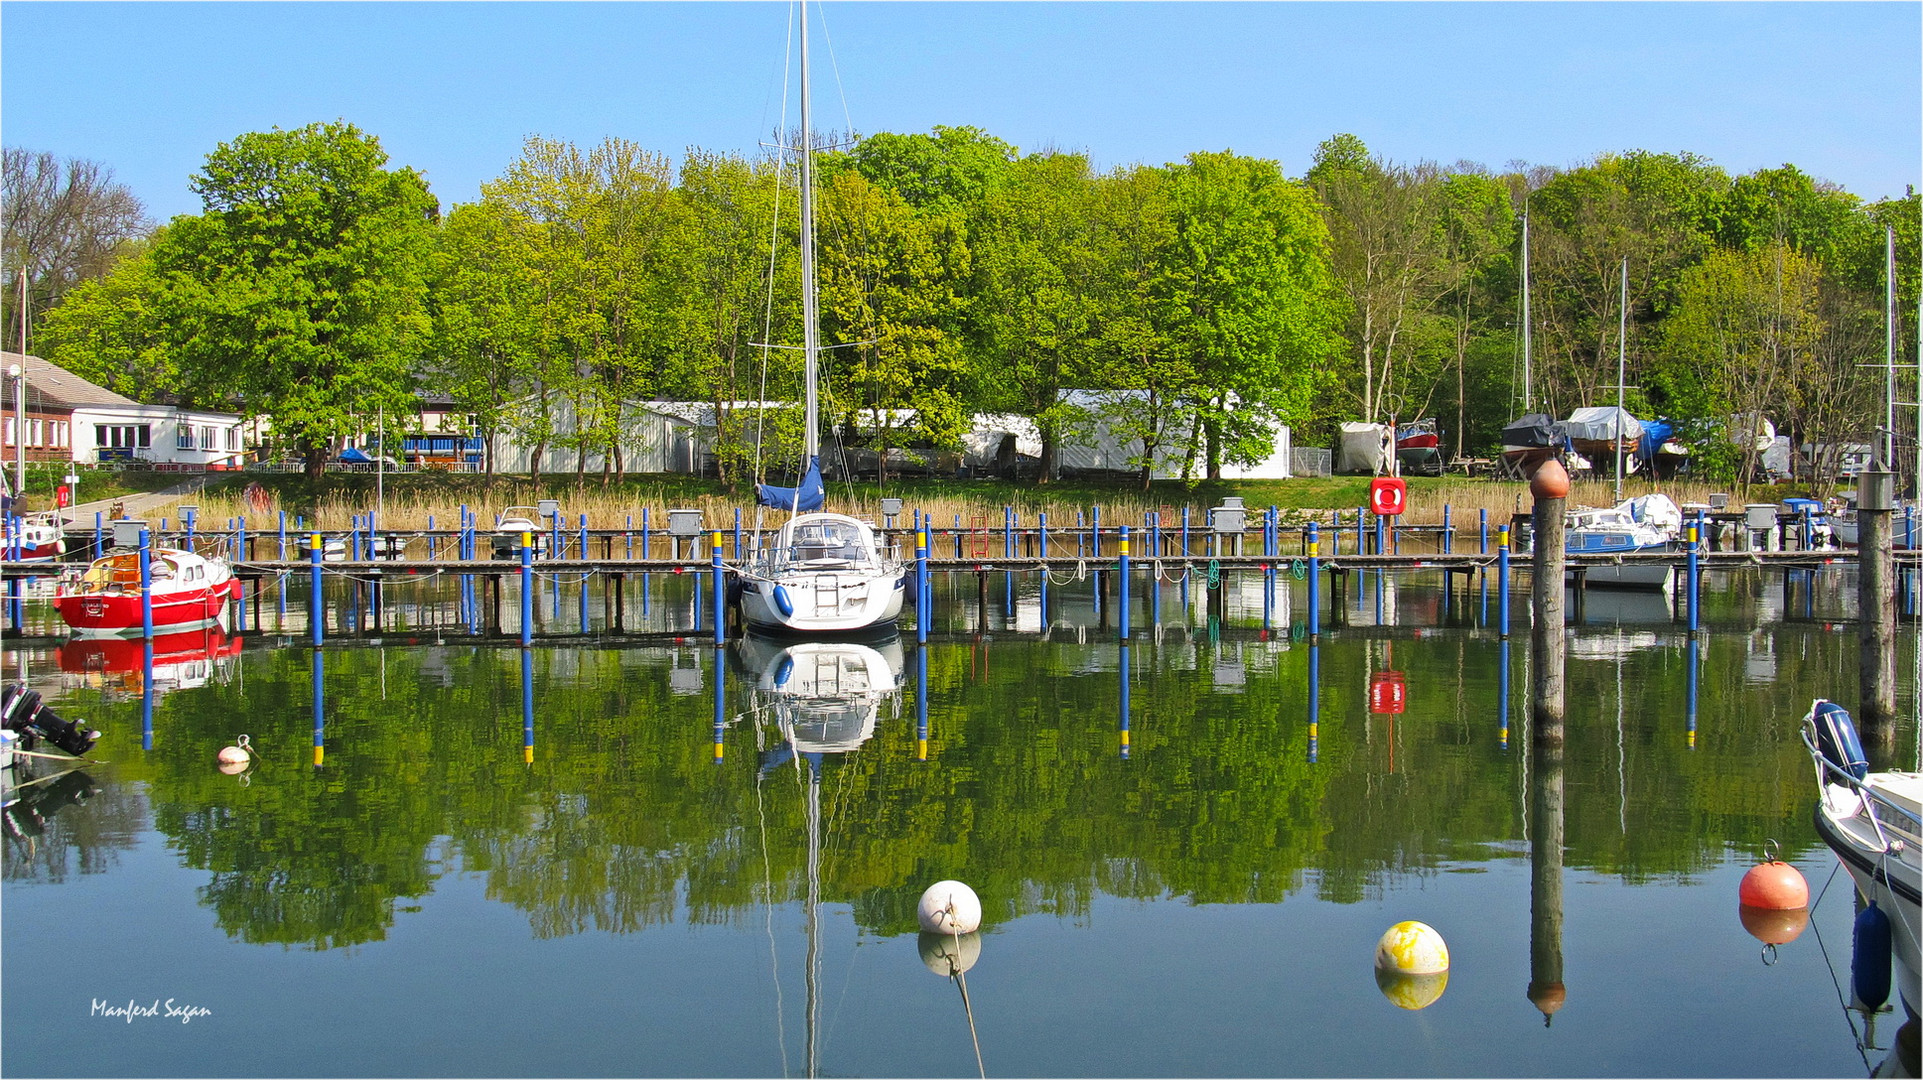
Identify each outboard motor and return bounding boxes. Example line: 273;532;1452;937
1806;699;1868;782
1;684;100;758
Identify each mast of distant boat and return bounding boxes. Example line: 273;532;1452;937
1520;214;1533;414
15;269;27;503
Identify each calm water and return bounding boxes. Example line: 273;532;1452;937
3;565;1916;1078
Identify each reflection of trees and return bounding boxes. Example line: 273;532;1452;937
2;766;133;882
56;601;1883;950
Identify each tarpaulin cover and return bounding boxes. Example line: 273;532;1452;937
1638;418;1677;462
1564;406;1643;444
340;447;374;463
757;457;825;512
1337;422;1392;475
1501;414;1561;449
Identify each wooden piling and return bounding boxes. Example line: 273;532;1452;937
1859;471;1898;752
1530;459;1569;741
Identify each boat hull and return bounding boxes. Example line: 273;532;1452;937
52;580;239;634
1813;798;1922;1015
1566;561;1675;590
741;572;905;635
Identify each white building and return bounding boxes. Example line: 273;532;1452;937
2;353;246;469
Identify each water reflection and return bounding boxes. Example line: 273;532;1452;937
1527;710;1567;1026
737;631;905;1078
56;622;242;699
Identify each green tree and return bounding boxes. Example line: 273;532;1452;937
152;122;437;478
1152;151;1345;479
36;238;180;403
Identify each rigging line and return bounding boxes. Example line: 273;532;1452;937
813;1;860;154
1805;861;1877;1074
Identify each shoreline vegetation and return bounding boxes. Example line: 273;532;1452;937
71;469;1760;535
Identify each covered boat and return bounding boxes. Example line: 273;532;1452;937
1338;422;1393;475
1563;493;1682;589
1501;413;1565;472
52;547;239;634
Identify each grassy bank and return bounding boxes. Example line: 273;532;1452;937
118;469;1787;533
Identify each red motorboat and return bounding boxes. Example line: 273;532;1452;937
52;547;240;634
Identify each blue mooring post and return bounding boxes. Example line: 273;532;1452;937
640;508;650;560
1039;511;1049;559
734;508;742;560
1307;522;1321;641
1357;507;1366;554
1181;506;1190;557
1497;524;1511;639
1907;505;1916;550
915;525;929;644
1118;525;1131;640
1093;505;1102;558
1443;504;1453;554
626;514;633;559
237;517;247;563
710;530;725;646
1686;516;1701;634
520;531;533;646
309;533;324;645
579;515;588;561
1479;508;1488;554
94;511;103;559
278;511;287;559
138;527;154;640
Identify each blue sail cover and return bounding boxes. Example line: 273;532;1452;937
757;457;825;512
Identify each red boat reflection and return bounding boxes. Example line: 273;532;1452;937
58;624;243;696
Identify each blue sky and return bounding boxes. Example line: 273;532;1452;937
3;2;1917;223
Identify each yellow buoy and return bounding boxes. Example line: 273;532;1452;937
1375;920;1449;975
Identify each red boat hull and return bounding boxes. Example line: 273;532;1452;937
52;579;240;633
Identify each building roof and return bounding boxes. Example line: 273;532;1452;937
0;352;140;409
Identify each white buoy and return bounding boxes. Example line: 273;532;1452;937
1374;920;1449;975
217;734;251;766
918;880;982;935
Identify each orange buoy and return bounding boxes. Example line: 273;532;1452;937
1529;458;1570;500
1739;857;1809;910
1739;903;1810;945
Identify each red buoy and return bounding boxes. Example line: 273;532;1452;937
1739;860;1809;910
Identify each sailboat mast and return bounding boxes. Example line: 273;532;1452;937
1884;227;1896;471
1616;257;1627;502
798;0;821;464
1520;213;1533;414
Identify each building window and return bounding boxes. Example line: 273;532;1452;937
28;419;40;447
3;417;11;447
198;425;214;450
178;424;194;450
97;424;152;449
226;427;239;450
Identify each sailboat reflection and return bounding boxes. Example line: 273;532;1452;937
736;632;906;754
57;621;242;698
736;630;906;1078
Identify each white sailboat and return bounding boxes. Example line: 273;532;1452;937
740;0;904;635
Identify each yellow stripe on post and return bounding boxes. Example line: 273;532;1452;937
311;533;323;551
313;746;324;767
524;746;534;765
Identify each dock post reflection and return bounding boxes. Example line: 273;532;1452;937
1686;635;1699;750
311;647;325;768
1306;641;1319;764
1499;640;1511;751
524;647;537;765
1119;642;1131;760
1527;705;1567;1026
917;646;929;762
141;640;155;751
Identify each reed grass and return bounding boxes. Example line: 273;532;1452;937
136;471;1757;535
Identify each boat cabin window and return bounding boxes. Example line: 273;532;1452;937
788;522;867;562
